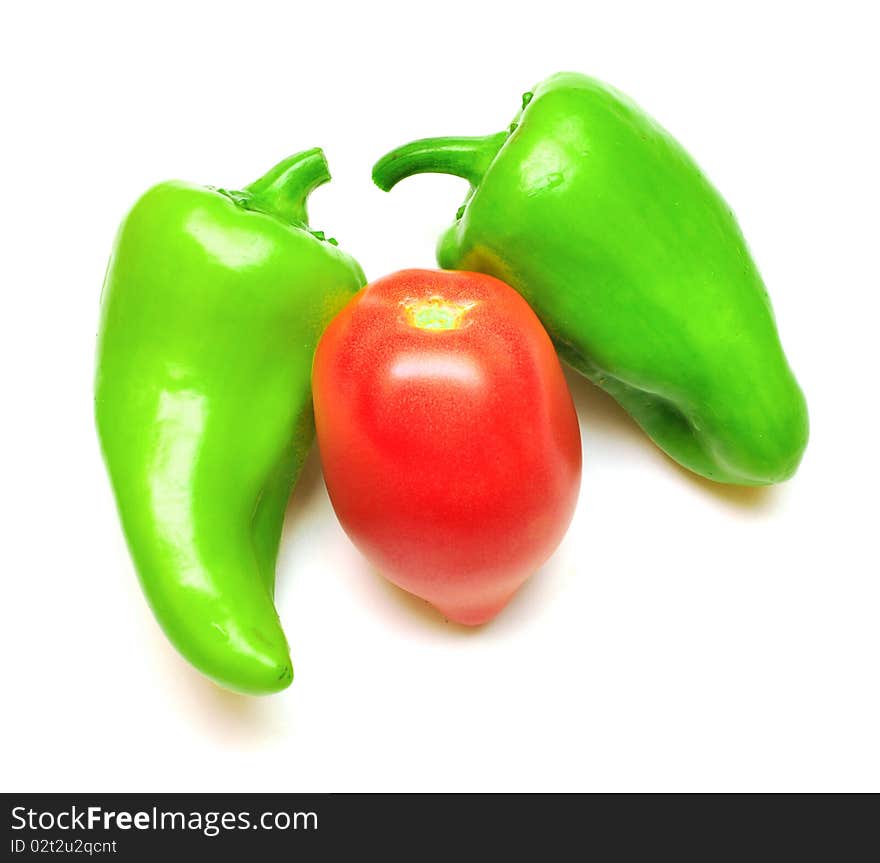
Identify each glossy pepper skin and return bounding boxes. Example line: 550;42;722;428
95;150;365;694
373;72;809;485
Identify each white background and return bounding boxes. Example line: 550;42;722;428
2;1;877;792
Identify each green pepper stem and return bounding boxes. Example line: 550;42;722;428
372;132;507;192
244;148;331;225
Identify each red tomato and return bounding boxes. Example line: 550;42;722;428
313;269;581;625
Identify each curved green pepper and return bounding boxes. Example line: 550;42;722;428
95;150;365;694
373;73;808;485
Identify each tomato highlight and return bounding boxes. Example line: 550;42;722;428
313;269;582;625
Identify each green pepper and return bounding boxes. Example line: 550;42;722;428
95;149;365;694
373;73;808;485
